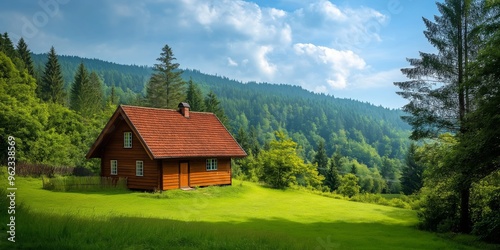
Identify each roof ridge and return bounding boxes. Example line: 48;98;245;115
120;104;216;115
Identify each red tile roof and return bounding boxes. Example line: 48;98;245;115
86;105;247;159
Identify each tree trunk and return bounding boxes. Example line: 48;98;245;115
459;184;472;233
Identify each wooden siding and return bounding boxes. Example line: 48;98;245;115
161;158;232;190
162;160;179;190
101;120;159;190
189;158;231;187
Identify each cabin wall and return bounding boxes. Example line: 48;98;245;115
161;158;232;190
189;158;231;187
101;120;159;190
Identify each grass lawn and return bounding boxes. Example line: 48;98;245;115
0;176;495;249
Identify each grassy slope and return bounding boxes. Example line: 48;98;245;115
0;177;489;249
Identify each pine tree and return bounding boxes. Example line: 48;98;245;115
109;83;118;104
350;164;357;175
325;153;341;191
70;62;89;112
313;140;329;178
186;78;205;111
78;71;104;117
0;33;17;59
41;46;66;105
16;38;35;77
205;90;228;127
400;143;424;195
236;127;250;155
145;44;186;108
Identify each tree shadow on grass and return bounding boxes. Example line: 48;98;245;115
10;209;495;250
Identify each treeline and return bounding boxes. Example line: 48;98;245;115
0;34;111;171
31;53;151;104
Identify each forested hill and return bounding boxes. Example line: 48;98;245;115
31;53;410;176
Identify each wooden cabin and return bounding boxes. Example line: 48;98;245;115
86;103;247;190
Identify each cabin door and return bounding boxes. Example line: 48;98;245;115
179;162;189;188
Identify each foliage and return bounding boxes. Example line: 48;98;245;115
324;153;341;191
401;143;424;195
145;44;186;108
0;32;18;60
337;173;360;198
186;78;206;111
470;171;500;243
205;90;229;127
394;0;498;234
70;62;89;112
40;46;66;105
0;51;46;163
16;37;35;77
257;131;323;189
313;140;328;178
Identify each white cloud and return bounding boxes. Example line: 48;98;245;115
293;43;366;89
227;57;238;66
351;68;404;89
309;0;347;21
255;45;277;76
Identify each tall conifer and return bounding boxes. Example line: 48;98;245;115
145;44;185;108
41;46;66;105
16;38;35;77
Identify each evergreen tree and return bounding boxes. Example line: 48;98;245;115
41;46;66;105
313;140;329;177
248;125;261;156
394;0;487;233
325;153;341;191
0;33;17;59
79;71;104;117
70;62;89;112
186;78;205;111
145;44;185;108
16;37;35;77
236;127;250;155
400;143;424;195
109;83;118;104
205;90;228;127
350;164;357;175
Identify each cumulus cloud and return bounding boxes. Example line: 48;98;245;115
293;43;366;89
0;0;393;95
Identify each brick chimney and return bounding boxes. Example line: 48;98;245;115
178;102;190;118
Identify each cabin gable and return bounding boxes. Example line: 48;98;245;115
101;119;159;190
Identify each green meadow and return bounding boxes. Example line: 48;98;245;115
0;176;494;250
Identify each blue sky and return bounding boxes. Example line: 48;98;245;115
0;0;440;108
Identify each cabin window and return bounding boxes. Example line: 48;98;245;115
136;160;144;176
124;132;132;148
110;160;118;175
206;158;217;171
